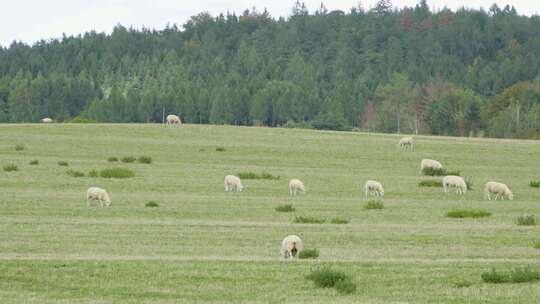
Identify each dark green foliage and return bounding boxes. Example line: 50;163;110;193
137;156;152;164
516;215;537;226
298;249;319;259
69;118;97;123
107;157;118;162
215;147;226;152
121;156;136;163
3;164;18;172
15;144;25;151
364;200;384;210
446;209;491;218
335;278;357;294
294;216;326;224
29;160;39;165
99;168;135;179
88;170;98;177
418;180;442;187
422;167;460;176
481;267;540;284
275;204;295;212
533;242;540;249
330;218;349;224
145;201;159;208
66;170;85;177
306;267;356;294
237;172;279;180
529;181;540;188
57;161;68;166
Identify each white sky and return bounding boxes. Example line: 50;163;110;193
1;0;538;47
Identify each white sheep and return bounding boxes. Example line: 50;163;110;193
86;187;111;207
281;235;303;259
420;159;443;172
364;180;384;197
442;175;467;194
224;175;243;192
289;179;305;196
397;136;414;150
41;118;53;123
484;181;513;201
166;114;182;125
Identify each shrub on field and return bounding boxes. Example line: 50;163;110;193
100;168;135;178
15;144;25;151
275;204;295;212
294;216;326;224
137;156;152;164
216;147;226;152
529;181;540;188
3;164;18;172
515;215;536;226
121;156;136;163
418;180;442;187
57;161;68;166
66;170;85;177
330;217;349;224
446;209;491;218
306;267;356;294
422;167;460;176
88;170;98;177
145;201;159;207
107;157;118;162
481;267;540;283
364;200;384;210
533;241;540;249
335;278;357;294
29;160;39;165
298;248;319;259
237;172;280;180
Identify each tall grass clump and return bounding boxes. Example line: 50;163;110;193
298;248;319;259
66;170;85;177
481;267;540;283
275;204;295;212
100;168;135;179
330;217;349;224
533;241;540;249
422;167;460;176
237;172;280;180
107;157;118;162
306;267;356;294
145;201;159;208
121;156;136;163
446;209;491;218
364;200;384;210
29;160;39;165
515;215;537;226
3;164;18;172
88;170;98;177
137;156;152;164
529;181;540;188
418;180;442;187
215;147;226;152
294;216;326;224
57;161;68;166
15;144;25;151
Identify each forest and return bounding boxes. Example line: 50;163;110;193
0;0;539;138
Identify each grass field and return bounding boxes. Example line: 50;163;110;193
0;124;539;303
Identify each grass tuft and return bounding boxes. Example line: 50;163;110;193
533;241;540;249
66;170;85;177
215;147;226;152
446;209;491;218
145;201;159;208
29;160;39;165
275;204;295;212
107;157;118;162
306;267;356;294
454;280;472;288
294;216;326;224
137;156;152;164
515;215;537;226
298;248;319;259
418;180;442;187
422;167;460;176
330;217;349;224
364;200;384;210
88;170;98;177
121;156;136;163
15;144;25;151
481;266;540;284
335;278;357;294
3;164;18;172
237;172;280;180
529;181;540;188
57;161;68;166
100;168;135;179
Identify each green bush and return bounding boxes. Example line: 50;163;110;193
137;156;152;164
145;201;159;207
481;269;506;283
422;167;446;176
88;170;98;177
57;161;68;166
15;144;25;151
100;168;135;179
330;217;349;224
364;200;384;210
107;157;118;162
306;267;356;294
3;164;18;172
294;216;326;224
418;180;442;187
529;181;540;188
216;147;226;152
237;172;280;180
516;215;537;226
29;160;39;165
533;241;540;249
446;209;491;218
481;267;540;283
335;278;357;294
298;248;319;259
121;156;136;163
275;204;295;212
66;170;85;177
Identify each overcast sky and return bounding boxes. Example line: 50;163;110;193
1;0;538;47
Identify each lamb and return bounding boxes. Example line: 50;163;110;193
397;136;414;150
442;175;467;194
420;159;443;172
484;181;513;201
281;235;303;259
86;187;111;207
364;180;384;197
166;114;182;125
41;118;52;123
289;179;305;196
224;175;243;192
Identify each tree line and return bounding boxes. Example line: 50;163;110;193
0;0;539;138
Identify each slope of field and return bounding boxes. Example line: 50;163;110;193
0;124;539;303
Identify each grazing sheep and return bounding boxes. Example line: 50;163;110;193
224;175;243;192
289;179;305;196
420;159;443;171
397;136;414;150
41;118;52;123
484;181;513;201
364;180;384;197
442;175;467;194
166;114;182;125
281;235;303;259
86;187;111;207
